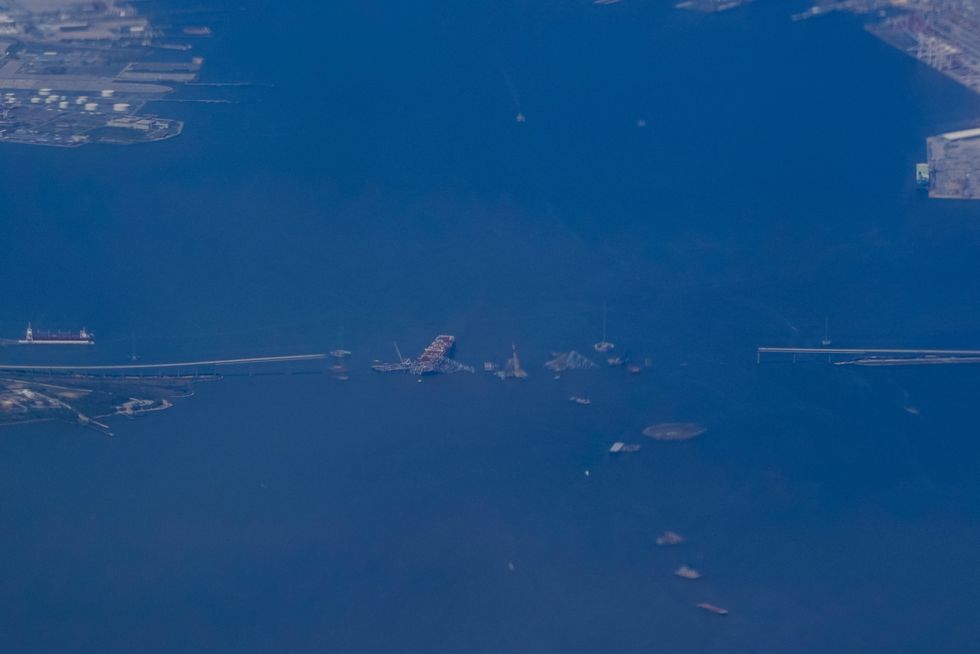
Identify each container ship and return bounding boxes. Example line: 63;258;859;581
18;324;95;345
371;334;473;375
411;335;455;375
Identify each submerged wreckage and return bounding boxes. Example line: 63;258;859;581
544;350;598;373
490;344;528;380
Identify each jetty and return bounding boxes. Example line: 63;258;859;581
757;346;980;366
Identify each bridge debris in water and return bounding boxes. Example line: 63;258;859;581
545;350;598;373
493;344;528;380
656;531;686;546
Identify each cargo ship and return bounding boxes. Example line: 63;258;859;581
17;324;94;345
371;335;474;376
411;335;455;375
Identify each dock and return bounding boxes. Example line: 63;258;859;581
757;346;980;365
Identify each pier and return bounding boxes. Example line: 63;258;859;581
0;353;327;377
757;346;980;366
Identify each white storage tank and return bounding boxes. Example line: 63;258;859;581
84;102;98;111
112;102;130;112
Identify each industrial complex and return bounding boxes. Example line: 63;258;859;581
0;353;328;435
0;0;214;147
795;0;980;199
924;127;980;198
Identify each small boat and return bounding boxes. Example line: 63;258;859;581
569;396;592;406
609;442;641;453
627;364;642;374
656;531;685;546
594;302;615;353
183;25;213;36
607;357;624;366
697;603;728;616
674;565;702;580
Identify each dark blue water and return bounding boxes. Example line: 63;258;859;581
1;0;980;651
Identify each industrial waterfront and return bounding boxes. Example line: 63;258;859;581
0;353;327;433
2;0;980;652
792;0;980;198
0;0;218;147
